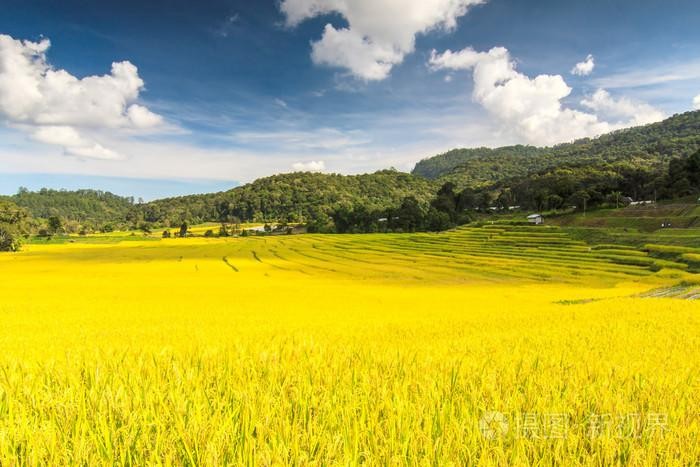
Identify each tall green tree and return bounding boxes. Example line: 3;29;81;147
47;216;63;235
0;201;29;252
0;224;21;252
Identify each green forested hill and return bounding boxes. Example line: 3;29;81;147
413;111;700;188
2;171;436;230
413;145;545;186
4;188;134;225
140;170;437;226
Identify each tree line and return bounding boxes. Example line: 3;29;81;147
471;150;700;213
311;148;700;234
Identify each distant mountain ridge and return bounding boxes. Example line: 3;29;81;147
412;111;700;188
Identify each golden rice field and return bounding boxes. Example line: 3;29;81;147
0;226;699;465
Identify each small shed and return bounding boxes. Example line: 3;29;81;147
527;214;544;225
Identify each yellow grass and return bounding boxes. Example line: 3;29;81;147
0;229;698;464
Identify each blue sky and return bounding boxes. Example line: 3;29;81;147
0;0;699;200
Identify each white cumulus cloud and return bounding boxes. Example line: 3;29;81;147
580;89;665;126
31;125;121;160
571;54;595;76
694;94;700;110
126;104;163;129
429;46;665;146
292;160;326;172
280;0;484;81
0;34;163;160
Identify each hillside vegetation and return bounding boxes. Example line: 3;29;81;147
0;171;436;232
140;170;437;226
0;199;30;251
3;188;135;226
413;111;700;189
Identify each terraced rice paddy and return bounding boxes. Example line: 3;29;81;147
0;226;698;464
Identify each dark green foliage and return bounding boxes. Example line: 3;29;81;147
431;183;459;223
47;216;63;235
413;145;544;184
179;222;188;238
477;149;700;212
425;208;453;232
331;205;377;233
411;113;700;213
138;222;152;235
141;170;436;227
7;188;134;227
0;200;30;252
328;189;474;234
413;111;700;189
0;224;21;252
667;149;700;196
305;209;334;233
394;196;425;232
0;200;29;227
